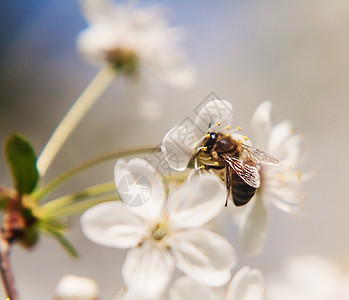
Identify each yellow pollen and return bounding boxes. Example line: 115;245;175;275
209;157;212;160
200;165;205;169
281;183;290;190
206;134;210;138
226;125;231;130
203;146;208;151
243;135;249;141
217;122;221;126
214;162;219;166
238;140;243;144
296;171;303;180
237;126;242;130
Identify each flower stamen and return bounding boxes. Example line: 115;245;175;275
105;48;139;74
151;221;170;241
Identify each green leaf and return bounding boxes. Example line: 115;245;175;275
41;219;78;258
5;133;39;194
0;192;10;210
48;230;79;258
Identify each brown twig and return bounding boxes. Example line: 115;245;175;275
0;230;19;300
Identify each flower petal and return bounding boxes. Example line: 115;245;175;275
122;245;175;298
77;0;129;66
226;267;265;300
80;202;145;249
169;276;221;300
251;101;272;149
266;255;343;300
54;274;99;300
279;134;302;165
162;118;200;171
160;57;196;88
168;229;236;287
239;197;269;256
126;67;164;120
78;0;121;25
114;158;166;220
167;174;225;229
268;121;293;155
194;99;234;138
119;289;165;300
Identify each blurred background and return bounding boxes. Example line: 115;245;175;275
1;0;349;298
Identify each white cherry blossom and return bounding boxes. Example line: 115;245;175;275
53;274;99;300
170;266;265;300
81;158;236;298
266;255;349;300
240;101;310;256
77;0;195;118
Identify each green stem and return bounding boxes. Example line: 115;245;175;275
37;66;117;177
32;146;160;201
41;181;116;213
42;194;119;219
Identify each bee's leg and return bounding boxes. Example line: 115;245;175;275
225;194;229;207
193;149;206;171
225;166;231;207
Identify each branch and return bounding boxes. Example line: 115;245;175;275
0;230;19;300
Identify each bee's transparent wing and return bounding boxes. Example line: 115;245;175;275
222;154;260;188
242;144;279;166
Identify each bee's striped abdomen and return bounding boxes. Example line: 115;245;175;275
231;171;256;206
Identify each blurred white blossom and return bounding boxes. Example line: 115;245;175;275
239;101;310;256
170;266;265;300
81;158;236;298
266;255;349;300
53;274;99;300
77;0;195;119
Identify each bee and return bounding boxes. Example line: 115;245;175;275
195;131;279;207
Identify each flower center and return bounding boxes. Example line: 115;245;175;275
151;220;170;241
105;48;139;74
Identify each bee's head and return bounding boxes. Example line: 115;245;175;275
203;132;217;152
